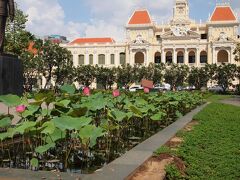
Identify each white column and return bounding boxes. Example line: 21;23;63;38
161;49;165;64
213;47;216;64
115;52;120;66
130;51;135;66
230;47;234;64
106;53;110;65
196;49;200;67
173;48;177;64
93;53;98;65
145;50;148;65
85;54;89;65
73;54;78;67
184;48;188;65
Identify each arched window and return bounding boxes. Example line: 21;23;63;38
200;51;207;64
177;51;184;64
120;53;126;65
111;54;115;64
189;51;195;64
78;54;84;65
89;54;93;65
217;50;228;63
154;52;161;63
166;51;172;64
98;54;105;65
135;52;144;64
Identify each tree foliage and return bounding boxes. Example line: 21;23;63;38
74;65;96;87
5;7;34;56
233;43;240;62
188;67;209;90
214;64;237;93
36;41;73;89
164;64;189;90
95;66;116;89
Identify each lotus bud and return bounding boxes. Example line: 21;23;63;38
83;87;91;96
144;87;150;94
113;89;120;97
16;105;26;113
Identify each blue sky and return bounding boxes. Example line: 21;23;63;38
16;0;240;41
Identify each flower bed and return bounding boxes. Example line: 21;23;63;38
0;85;202;173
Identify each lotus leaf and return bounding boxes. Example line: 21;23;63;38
45;128;66;144
30;158;39;168
150;111;166;121
53;116;92;131
0;94;21;107
0;117;11;128
109;109;127;122
35;143;56;154
79;125;105;147
15;121;37;134
60;84;76;95
41;121;56;134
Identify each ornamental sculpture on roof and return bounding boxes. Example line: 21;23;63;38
219;32;228;42
134;34;145;44
170;25;190;37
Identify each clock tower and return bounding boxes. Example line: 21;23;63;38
171;0;190;25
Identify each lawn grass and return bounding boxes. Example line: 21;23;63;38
206;94;234;103
177;103;240;179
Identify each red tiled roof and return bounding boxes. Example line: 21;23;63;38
69;38;115;45
128;10;152;25
210;6;236;21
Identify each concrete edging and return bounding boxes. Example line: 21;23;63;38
83;103;208;180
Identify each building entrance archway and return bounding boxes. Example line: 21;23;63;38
166;51;172;64
200;51;207;63
188;51;195;64
135;52;144;64
177;51;184;64
217;50;228;63
154;52;161;63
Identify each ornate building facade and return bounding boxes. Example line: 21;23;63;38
62;0;240;68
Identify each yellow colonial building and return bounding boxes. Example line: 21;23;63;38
62;0;240;67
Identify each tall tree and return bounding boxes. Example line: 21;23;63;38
188;67;209;90
37;40;73;89
205;64;217;86
151;63;165;84
214;64;237;93
115;64;134;88
95;66;116;89
5;6;34;56
233;43;240;62
164;64;189;90
74;65;96;87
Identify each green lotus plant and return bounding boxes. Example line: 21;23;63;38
0;85;202;172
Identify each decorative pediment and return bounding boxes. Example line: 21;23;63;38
130;34;150;45
161;27;200;40
213;32;234;43
218;32;228;42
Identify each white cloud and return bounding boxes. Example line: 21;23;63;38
15;0;175;42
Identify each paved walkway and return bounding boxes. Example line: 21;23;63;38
220;96;240;107
0;103;21;124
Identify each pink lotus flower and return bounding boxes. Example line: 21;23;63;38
113;89;120;97
83;87;91;96
16;105;26;113
144;87;150;94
